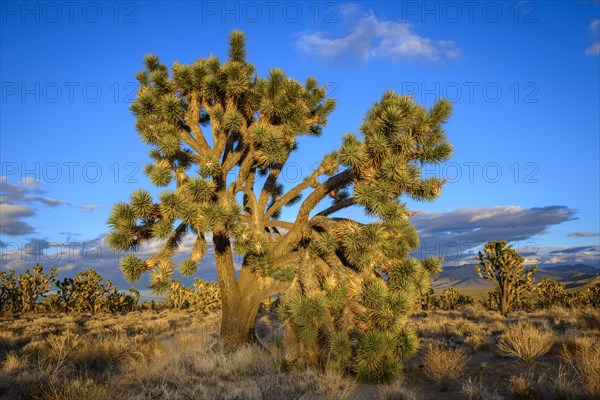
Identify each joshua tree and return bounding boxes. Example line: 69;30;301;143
107;31;454;349
16;264;57;312
536;277;567;308
55;277;78;313
475;240;537;316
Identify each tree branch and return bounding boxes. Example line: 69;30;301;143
181;93;211;155
258;163;283;215
315;197;356;217
273;169;353;258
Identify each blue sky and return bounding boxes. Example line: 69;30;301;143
1;1;599;291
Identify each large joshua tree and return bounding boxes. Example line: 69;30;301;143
107;31;454;350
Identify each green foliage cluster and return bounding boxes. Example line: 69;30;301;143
0;265;139;314
274;75;453;382
166;278;221;313
279;223;443;383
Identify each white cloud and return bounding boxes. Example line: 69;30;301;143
37;197;70;207
586;19;600;56
296;11;460;62
80;205;101;212
0;204;35;235
411;205;578;265
568;231;600;237
0;180;93;236
535;245;600;268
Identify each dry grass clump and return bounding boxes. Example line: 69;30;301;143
562;336;600;399
378;379;420;400
575;308;600;331
254;370;316;400
461;377;504;400
423;344;468;384
497;322;552;363
546;364;579;400
465;334;491;351
313;371;357;400
462;304;505;324
507;370;542;400
412;312;487;341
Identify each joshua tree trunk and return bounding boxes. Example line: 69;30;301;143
219;291;261;348
214;227;287;349
500;292;509;316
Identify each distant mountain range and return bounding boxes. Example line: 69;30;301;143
432;263;600;290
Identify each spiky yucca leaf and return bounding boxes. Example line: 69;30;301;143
329;331;352;362
185;178;216;202
179;258;198;277
146;164;172;186
130;189;154;218
149;219;171;240
120;255;146;282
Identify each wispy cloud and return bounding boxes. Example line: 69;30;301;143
568;231;600;237
412;205;576;243
80;205;101;212
0;204;35;235
295;11;460;62
586;19;599;56
0;179;72;236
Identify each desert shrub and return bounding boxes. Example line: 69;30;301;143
313;371;357;400
378;379;420;400
461;377;503;400
280;262;430;383
563;337;600;399
423;344;468;384
418;288;435;311
546;364;578;400
254;370;316;400
480;289;500;312
497;322;552;363
508;370;542;400
465;334;491;351
188;279;221;313
0;270;20;312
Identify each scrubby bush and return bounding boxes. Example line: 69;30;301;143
423;344;468;385
497;322;552;363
